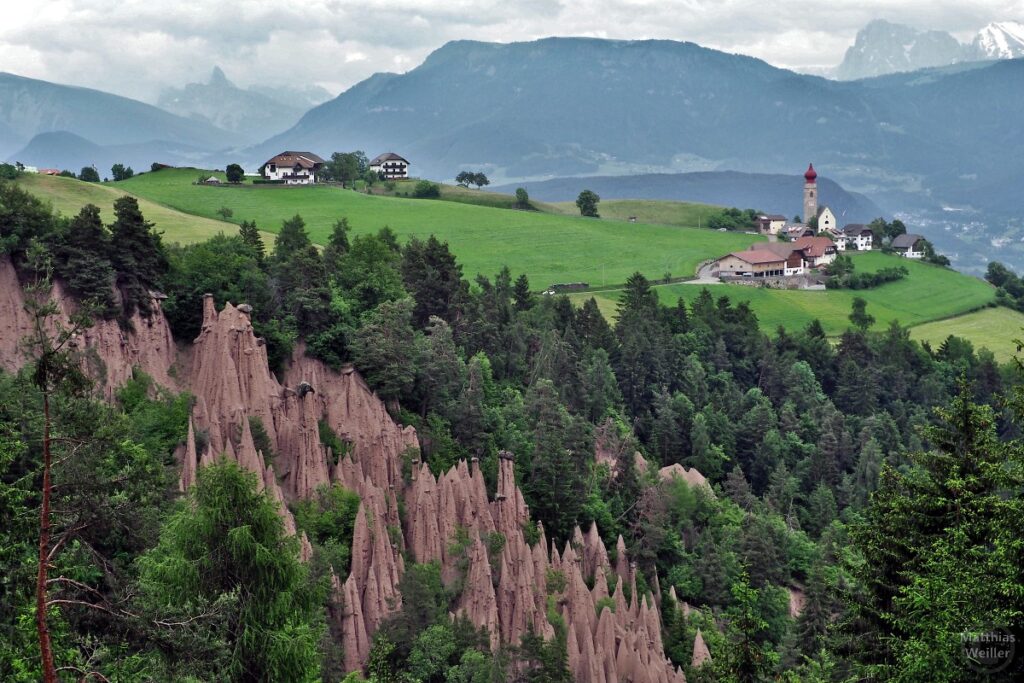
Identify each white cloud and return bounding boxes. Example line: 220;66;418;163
2;0;1022;101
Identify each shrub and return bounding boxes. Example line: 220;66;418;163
413;180;440;198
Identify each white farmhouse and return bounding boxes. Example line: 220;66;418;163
369;152;410;179
892;233;926;258
261;151;325;185
841;224;875;251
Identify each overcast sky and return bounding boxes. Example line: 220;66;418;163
2;0;1022;102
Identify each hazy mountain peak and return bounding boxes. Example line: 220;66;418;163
158;71;312;144
835;20;961;80
969;21;1024;59
208;66;233;88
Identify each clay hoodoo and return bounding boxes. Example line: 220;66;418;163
692;628;712;669
405;452;687;683
0;256;177;400
1;284;696;680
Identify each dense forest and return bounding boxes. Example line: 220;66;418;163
2;177;1023;682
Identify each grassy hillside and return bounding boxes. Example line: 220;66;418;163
909;307;1024;364
367;180;568;214
571;252;995;335
14;173;273;245
550;199;729;228
117;168;761;286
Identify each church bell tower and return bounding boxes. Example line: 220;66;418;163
803;163;818;224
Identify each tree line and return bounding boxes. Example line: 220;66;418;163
1;176;1022;681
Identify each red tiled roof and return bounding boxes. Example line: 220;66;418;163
791;236;835;258
725;249;788;265
263;151;324;169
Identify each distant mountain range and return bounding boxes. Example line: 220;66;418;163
158;67;332;143
835;19;1024;80
263;37;1023;215
492;171;883;224
0;72;240;166
3;34;1024;271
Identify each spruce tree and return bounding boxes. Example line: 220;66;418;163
513;273;534;311
137;460;322;682
52;204;116;314
238;219;265;262
109;196;167;316
272;214;312;265
322;217;350;276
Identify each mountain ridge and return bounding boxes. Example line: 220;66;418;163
0;71;240;161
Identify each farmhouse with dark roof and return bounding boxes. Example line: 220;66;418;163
261;151;325;185
369;152;410;179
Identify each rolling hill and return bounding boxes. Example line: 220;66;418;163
115;168;761;287
570;252;995;337
13;173;271;246
493;170;884;224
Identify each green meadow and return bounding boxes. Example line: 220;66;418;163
571;252;996;336
14;173;275;245
909;306;1024;363
551;198;729;229
115;168;759;286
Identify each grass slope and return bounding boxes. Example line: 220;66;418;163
909;307;1024;364
551;199;728;228
118;168;760;286
571;252;995;335
15;173;273;245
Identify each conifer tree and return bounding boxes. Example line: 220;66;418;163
51;204;116;314
137;460;322;682
238;219;265;262
109;196;167;316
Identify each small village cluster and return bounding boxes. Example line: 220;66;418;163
713;164;927;280
258;150;410;184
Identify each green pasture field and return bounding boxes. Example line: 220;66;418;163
116;168;760;286
15;173;274;245
908;306;1024;364
570;252;995;336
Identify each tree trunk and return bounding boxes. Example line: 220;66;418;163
36;391;57;683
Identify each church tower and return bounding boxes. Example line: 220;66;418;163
803;163;818;224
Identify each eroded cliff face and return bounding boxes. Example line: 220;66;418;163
0;276;694;681
0;256;177;400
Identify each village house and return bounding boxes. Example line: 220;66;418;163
840;224;875;251
892;233;926;258
784;223;815;240
761;243;807;275
369;152;410;179
756;214;788;235
715;248;790;278
791;235;838;267
261;151;325;185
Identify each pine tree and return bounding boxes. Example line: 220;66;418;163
524;379;586;544
719;571;779;682
109;196;167;316
513;273;534;311
51;204;116;314
400;235;466;327
322;217;350;275
238;220;265;262
272;214;312;265
137;460;322;682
